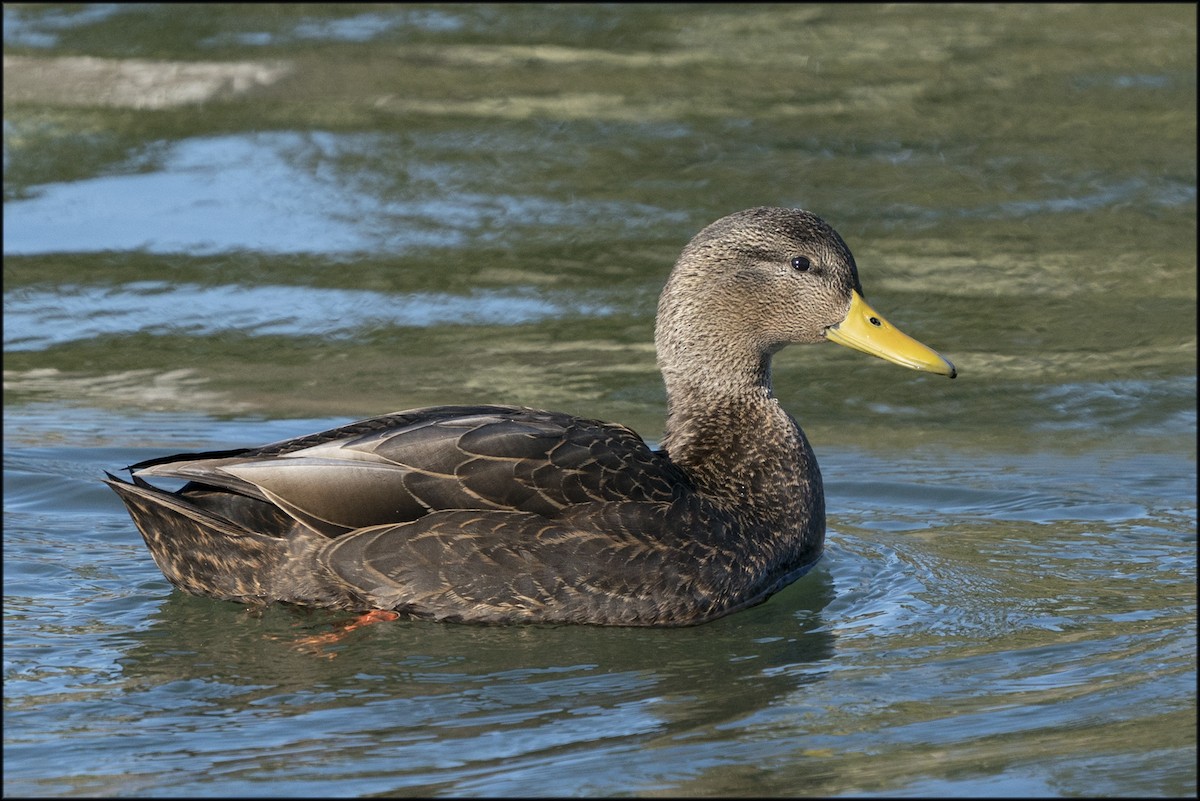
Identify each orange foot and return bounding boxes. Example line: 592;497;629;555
290;609;401;658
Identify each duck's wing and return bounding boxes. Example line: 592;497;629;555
130;405;691;537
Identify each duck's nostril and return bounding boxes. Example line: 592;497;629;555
869;316;881;327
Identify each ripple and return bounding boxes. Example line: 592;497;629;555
3;132;680;256
2;4;128;49
3;281;612;351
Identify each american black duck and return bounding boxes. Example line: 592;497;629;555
106;207;956;626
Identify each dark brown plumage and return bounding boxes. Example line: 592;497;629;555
105;207;956;626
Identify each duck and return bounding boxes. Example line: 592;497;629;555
105;207;956;627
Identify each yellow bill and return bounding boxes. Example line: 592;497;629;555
827;291;957;378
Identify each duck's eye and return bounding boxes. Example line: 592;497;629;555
790;256;812;272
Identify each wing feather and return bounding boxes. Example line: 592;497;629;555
129;406;690;539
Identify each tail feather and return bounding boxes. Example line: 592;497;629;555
105;473;289;603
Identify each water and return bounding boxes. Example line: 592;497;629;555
4;4;1195;796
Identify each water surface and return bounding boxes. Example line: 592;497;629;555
4;4;1195;797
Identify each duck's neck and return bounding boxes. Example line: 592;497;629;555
653;260;822;519
658;344;819;513
661;361;796;477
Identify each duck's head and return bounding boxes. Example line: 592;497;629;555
655;207;956;392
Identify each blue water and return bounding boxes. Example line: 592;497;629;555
4;4;1195;796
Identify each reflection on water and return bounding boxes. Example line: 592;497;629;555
3;2;1195;797
3;132;687;254
6;134;370;253
2;4;128;49
4;281;613;350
